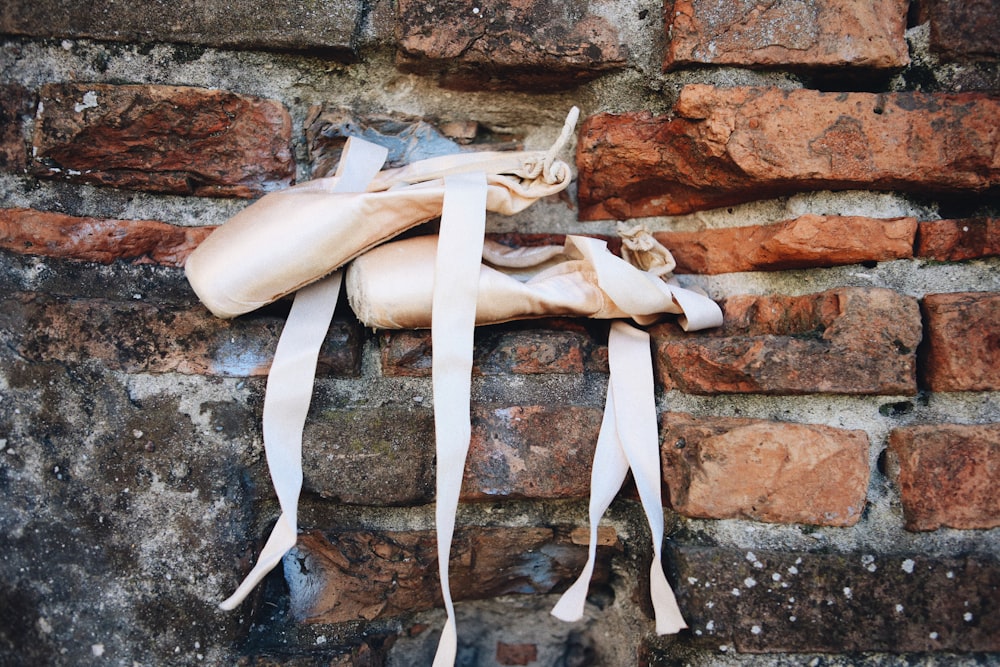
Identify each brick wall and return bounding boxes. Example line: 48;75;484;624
1;1;998;665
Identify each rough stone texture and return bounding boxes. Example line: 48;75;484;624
927;0;1000;60
0;207;213;268
664;0;910;71
0;0;363;57
0;83;34;173
657;214;916;274
380;321;609;377
0;355;260;665
32;83;294;198
652;287;922;395
284;526;614;623
395;0;627;90
916;217;1000;262
0;292;362;377
577;86;1000;219
920;291;1000;391
302;407;436;505
888;423;1000;531
660;412;869;526
670;546;1000;652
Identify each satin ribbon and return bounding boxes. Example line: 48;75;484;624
219;138;389;611
550;321;687;635
429;172;488;666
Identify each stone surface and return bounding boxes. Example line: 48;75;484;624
660;412;869;526
0;207;213;268
927;0;1000;60
664;0;909;71
916;217;1000;262
670;546;1000;652
380;321;608;377
395;0;626;90
652;287;922;395
284;526;614;623
0;354;259;665
577;86;1000;219
32;83;294;198
657;214;916;274
1;83;34;173
0;292;362;377
0;0;363;57
920;291;1000;391
888;423;1000;531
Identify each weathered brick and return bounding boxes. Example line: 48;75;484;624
0;0;363;57
0;292;362;377
0;207;212;268
927;0;1000;60
657;214;916;274
664;0;909;71
577;86;1000;219
464;405;601;500
395;0;626;90
670;546;999;652
652;288;922;395
496;642;538;666
285;526;615;623
916;217;1000;262
888;423;1000;531
380;322;608;377
32;83;294;197
921;292;1000;391
660;412;869;526
302;405;601;504
1;83;34;173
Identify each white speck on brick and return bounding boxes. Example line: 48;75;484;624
861;554;877;572
946;571;954;579
789;615;797;622
843;587;853;599
688;577;698;585
896;604;904;613
788;565;799;575
744;577;757;588
74;91;99;113
751;625;762;635
772;572;781;581
902;558;915;573
706;620;715;631
964;612;973;622
316;635;327;645
731;588;741;596
91;644;105;657
929;632;939;640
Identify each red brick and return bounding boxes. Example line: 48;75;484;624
0;207;213;268
1;83;34;173
652;288;922;395
916;217;1000;262
380;322;608;377
927;0;1000;60
463;406;601;500
32;83;293;197
395;0;626;90
665;0;909;71
496;642;537;666
285;526;614;623
657;214;916;274
661;412;869;526
888;423;1000;531
921;291;1000;391
577;86;1000;219
669;546;1000;652
0;292;361;377
0;0;362;57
